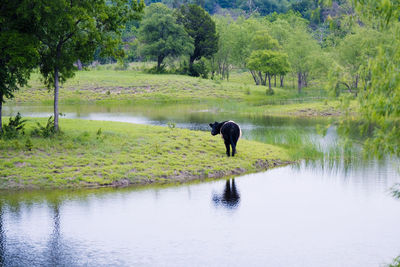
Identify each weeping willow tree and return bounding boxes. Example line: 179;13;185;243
348;0;400;157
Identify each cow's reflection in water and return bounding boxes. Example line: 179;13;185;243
212;179;240;209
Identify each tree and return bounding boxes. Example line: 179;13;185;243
285;25;321;93
211;15;235;80
328;26;381;96
250;30;280;51
247;50;290;94
138;3;194;71
230;17;268;68
176;4;218;75
0;0;38;133
336;0;400;157
276;52;290;87
26;0;144;131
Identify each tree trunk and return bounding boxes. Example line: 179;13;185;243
268;74;272;90
259;71;266;86
189;55;195;74
280;75;284;87
302;73;308;87
250;70;259;85
76;59;82;70
54;66;60;132
298;72;302;94
274;75;276;87
157;55;164;71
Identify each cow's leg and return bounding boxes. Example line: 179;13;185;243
230;135;238;157
224;138;231;157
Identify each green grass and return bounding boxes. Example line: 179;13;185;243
0;118;291;190
7;68;350;117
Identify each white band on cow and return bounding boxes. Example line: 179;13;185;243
220;120;242;139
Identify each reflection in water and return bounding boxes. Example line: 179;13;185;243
0;168;398;266
0;204;5;266
212;179;240;209
392;184;400;199
48;203;62;266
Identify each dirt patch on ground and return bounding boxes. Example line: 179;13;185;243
79;86;157;95
254;159;295;169
291;107;342;117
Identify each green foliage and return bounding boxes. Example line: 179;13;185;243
354;0;400;26
176;4;218;74
138;3;194;71
358;42;400;156
30;0;144;87
388;256;400;267
25;0;144;130
115;59;130;71
247;49;290;91
31;116;58;138
210;15;236;80
338;1;400;157
0;0;39;132
1;113;27;139
251;30;280;51
190;58;209;78
284;23;322;92
327;26;382;96
25;138;33;151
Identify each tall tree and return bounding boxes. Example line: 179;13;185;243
0;0;38;133
139;3;194;71
211;15;235;80
176;4;218;74
26;0;144;131
285;24;321;93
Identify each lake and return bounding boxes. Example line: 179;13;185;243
2;103;400;267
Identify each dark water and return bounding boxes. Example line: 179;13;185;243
2;104;400;267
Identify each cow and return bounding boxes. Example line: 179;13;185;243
209;121;242;157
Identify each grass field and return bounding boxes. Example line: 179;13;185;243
6;68;349;117
0;118;291;190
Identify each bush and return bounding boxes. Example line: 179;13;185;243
114;59;129;71
31;116;58;138
145;65;167;74
1;113;26;139
266;88;274;95
189;60;209;78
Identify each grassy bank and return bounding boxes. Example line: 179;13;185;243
7;69;352;117
0;118;291;190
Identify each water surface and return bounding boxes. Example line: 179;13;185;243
2;103;400;266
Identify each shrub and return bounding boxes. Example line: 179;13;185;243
31;116;58;138
1;113;26;139
189;60;209;78
25;138;33;151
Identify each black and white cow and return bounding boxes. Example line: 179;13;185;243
209;121;242;157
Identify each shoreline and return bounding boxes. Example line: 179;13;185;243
0;118;293;190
